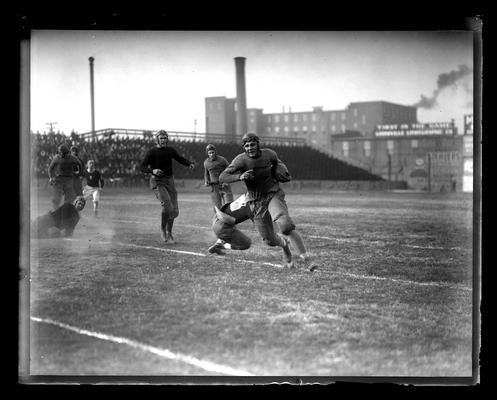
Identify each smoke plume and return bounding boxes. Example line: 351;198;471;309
412;65;473;109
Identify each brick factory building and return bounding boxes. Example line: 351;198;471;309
205;97;473;192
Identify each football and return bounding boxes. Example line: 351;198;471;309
273;162;292;183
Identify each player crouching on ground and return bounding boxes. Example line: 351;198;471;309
207;194;294;268
32;196;86;238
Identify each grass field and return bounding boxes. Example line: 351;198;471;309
21;185;477;383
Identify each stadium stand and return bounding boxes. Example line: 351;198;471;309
31;132;383;187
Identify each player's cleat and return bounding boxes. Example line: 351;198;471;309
160;230;168;242
166;232;176;244
300;253;319;272
208;241;226;255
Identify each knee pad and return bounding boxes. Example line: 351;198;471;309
275;215;295;235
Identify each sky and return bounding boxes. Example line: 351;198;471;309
29;30;475;135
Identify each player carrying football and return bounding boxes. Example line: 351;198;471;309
217;132;317;270
140;130;195;243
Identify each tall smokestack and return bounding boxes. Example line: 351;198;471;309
89;57;96;138
234;57;248;137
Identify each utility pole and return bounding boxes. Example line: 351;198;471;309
89;57;96;139
46;122;57;133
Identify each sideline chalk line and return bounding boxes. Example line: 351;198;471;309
30;316;255;376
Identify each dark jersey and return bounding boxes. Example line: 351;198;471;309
35;203;81;237
73;156;85;177
219;148;281;200
48;154;81;178
140;146;193;176
204;155;229;184
84;169;104;188
51;203;80;231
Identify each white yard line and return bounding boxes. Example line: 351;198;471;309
64;238;471;292
30;316;254;376
329;271;472;292
107;217;468;251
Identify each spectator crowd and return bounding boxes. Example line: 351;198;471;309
31;131;381;187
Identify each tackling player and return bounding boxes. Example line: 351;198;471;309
32;196;86;238
140;130;195;243
203;144;234;211
83;159;105;217
219;132;317;270
207;194;293;268
48;144;83;210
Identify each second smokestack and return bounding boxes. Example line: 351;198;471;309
234;57;248;137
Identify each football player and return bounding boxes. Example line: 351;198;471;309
32;196;86;238
140;130;195;243
219;132;317;270
70;145;85;196
207;194;293;268
48;144;83;210
83;159;105;217
203;144;234;211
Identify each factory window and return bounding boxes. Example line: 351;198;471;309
341;112;346;120
331;125;336;132
294;114;299;122
312;114;317;121
387;140;394;154
266;127;271;133
284;115;289;122
275;115;280;123
364;141;371;157
331;113;336;121
362;115;366;124
284;126;289;133
275;126;280;133
411;139;418;149
267;115;271;123
302;125;308;133
250;117;255;124
312;125;317;132
342;142;349;157
250;110;255;116
340;124;346;132
303;114;308;122
353;122;358;129
353;108;358;117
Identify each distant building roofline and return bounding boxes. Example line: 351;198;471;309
348;100;416;108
